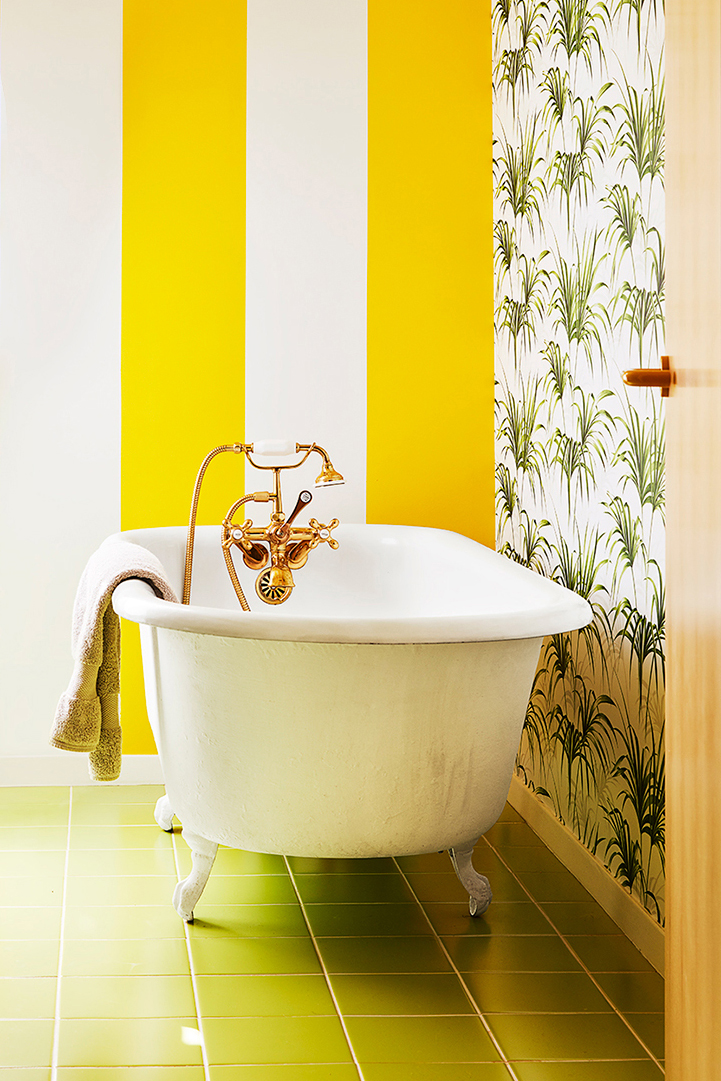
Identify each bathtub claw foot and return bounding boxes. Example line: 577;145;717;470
154;795;175;833
449;843;492;917
173;830;218;922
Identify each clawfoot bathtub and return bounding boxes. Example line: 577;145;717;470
112;524;591;921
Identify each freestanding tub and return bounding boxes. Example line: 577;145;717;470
111;523;591;921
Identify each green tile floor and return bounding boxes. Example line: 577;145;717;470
0;785;664;1079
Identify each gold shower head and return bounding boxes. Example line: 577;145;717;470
314;461;345;487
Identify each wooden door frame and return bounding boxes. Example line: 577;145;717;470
666;1;721;1075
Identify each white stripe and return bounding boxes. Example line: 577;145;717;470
0;0;122;755
245;0;368;523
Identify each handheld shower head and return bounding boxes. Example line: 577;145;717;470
314;461;344;487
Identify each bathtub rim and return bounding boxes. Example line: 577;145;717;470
112;576;586;644
111;520;592;643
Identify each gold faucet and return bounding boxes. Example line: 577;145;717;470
182;442;342;608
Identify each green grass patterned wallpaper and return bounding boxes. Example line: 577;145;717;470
493;0;665;923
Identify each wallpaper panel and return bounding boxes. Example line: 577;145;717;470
493;0;665;921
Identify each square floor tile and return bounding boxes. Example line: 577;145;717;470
0;978;56;1018
404;847;504;878
515;871;593;903
0;908;62;940
179;848;287;877
57;1070;203;1080
329;973;472;1015
463;971;611;1013
287;857;396;875
484;823;543;847
189;938;322;976
60;976;196;1018
0;1070;52;1081
395;853;458;874
565;936;655;974
58;1017;202;1066
71;785;164;805
71;804;156;827
423;902;552;937
69;825;168;849
203;1016;352;1065
65;876;178;907
346;1016;500;1063
196;876;297;906
0;941;60;977
187;905;308;939
303;904;430;938
67;848;177;877
1;851;67;877
442;934;582;973
624;1013;664;1059
539;903;621;936
0;877;65;906
316;936;452;974
492;847;567;874
62;938;190;977
64;905;185;941
293;875;414;905
512;1064;663;1080
362;1067;510;1081
594;971;665;1013
0;787;69;807
196;974;336;1017
405;870;526;904
209;1069;359;1081
0;828;68;851
486;1012;648;1060
0;1020;54;1067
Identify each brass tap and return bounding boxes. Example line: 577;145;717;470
183;442;343;608
222;499;340;606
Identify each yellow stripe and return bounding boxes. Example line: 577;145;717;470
367;0;494;546
121;1;247;753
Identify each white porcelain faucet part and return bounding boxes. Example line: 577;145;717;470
250;439;297;456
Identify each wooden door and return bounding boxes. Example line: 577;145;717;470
666;0;721;1074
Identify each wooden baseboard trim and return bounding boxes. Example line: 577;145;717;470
507;775;665;975
0;754;163;787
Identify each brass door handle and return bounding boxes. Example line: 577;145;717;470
622;355;672;397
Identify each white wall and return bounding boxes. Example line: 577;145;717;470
0;0;122;762
245;0;367;522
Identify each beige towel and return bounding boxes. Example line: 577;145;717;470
51;539;178;781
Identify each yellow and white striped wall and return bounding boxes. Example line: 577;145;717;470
0;0;493;781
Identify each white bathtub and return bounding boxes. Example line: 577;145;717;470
112;523;591;920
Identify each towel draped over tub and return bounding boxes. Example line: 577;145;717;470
50;539;178;782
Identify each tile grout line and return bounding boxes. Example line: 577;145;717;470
282;856;365;1081
171;827;211;1081
50;786;73;1081
483;838;665;1075
392;857;521;1081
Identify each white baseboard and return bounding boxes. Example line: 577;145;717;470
508;774;665;975
0;754;163;787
